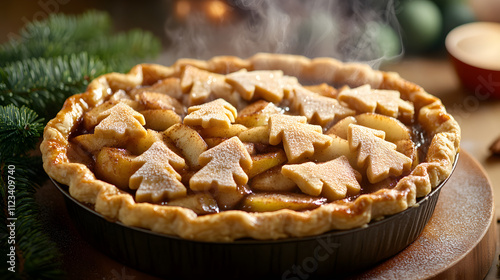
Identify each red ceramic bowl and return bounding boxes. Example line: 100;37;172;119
445;22;500;99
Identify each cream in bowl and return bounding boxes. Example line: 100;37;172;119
445;22;500;98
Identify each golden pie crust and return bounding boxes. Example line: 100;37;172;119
41;53;460;242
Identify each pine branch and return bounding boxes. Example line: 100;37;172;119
0;52;108;119
1;157;63;280
22;9;111;42
0;10;111;65
0;9;162;279
0;11;161;72
0;173;10;280
0;29;161;72
0;105;44;160
0;10;161;118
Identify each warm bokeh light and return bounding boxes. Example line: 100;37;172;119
175;0;191;20
206;0;229;22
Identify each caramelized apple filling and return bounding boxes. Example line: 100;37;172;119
69;67;425;215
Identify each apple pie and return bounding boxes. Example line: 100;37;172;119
41;53;460;242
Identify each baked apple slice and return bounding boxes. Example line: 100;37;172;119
354;113;411;143
250;166;297;192
164;123;207;169
95;147;138;190
168;193;219;215
236;100;280;127
326;116;357;139
141;109;181;131
240;193;326;212
247;149;287;178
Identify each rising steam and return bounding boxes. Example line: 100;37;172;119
163;0;403;69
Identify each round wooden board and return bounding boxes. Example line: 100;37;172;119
37;150;497;279
352;150;497;279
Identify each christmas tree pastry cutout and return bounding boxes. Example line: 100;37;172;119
338;85;414;122
183;98;237;128
292;86;355;125
282;156;361;201
226;69;298;103
269;114;332;163
181;65;232;105
189;136;252;192
348;124;412;183
129;141;186;203
94;102;147;140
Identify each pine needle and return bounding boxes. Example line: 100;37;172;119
0;10;111;65
0;10;161;72
1;157;64;280
0;52;108;118
0;105;44;160
0;9;162;279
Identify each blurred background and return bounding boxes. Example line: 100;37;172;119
1;0;496;67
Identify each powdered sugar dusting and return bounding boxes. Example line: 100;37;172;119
355;152;494;279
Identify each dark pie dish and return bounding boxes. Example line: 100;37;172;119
41;53;460;278
51;154;456;279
